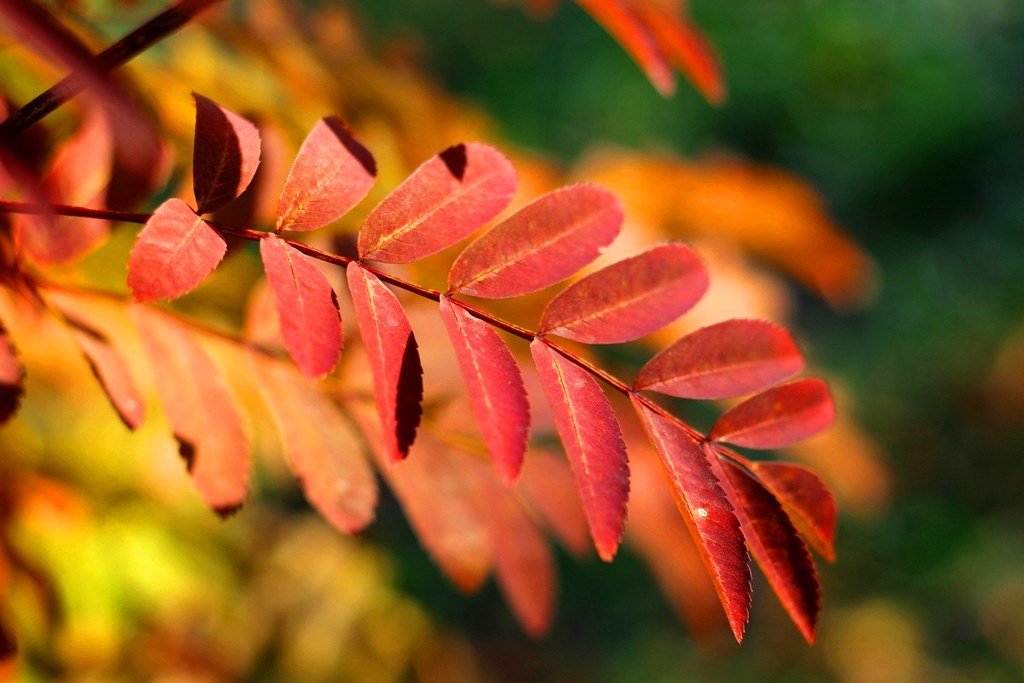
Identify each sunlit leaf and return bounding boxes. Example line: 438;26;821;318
531;339;628;561
635;319;804;399
710;378;835;449
192;93;261;214
539;243;708;343
448;183;622;298
127;198;227;302
751;460;837;561
575;0;675;95
359;143;516;263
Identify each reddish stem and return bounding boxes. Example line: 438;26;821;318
0;198;709;443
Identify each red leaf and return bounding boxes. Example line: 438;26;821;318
632;397;751;642
346;263;423;463
447;183;623;298
256;358;377;533
192;93;261;214
127;198;227;303
0;323;25;426
275;117;376;232
358;415;493;592
517;449;591;558
635;319;804;399
359;143;517;263
259;234;342;379
750;460;837;562
635;5;726;103
575;0;675;96
439;297;529;485
710;378;835;449
135;309;250;515
71;327;145;430
13;109;114;265
530;339;628;561
539;243;708;343
718;454;821;643
478;469;557;637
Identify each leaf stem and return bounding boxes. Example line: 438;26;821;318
0;199;708;443
0;0;224;140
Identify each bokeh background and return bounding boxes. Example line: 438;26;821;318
2;0;1024;680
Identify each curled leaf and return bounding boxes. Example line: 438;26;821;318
635;319;804;399
531;339;628;561
540;243;708;343
718;454;821;643
359;143;517;263
135;309;250;515
276;117;376;232
751;460;837;561
710;378;835;449
256;358;377;533
127;198;226;303
260;234;342;379
346;264;423;463
632;397;751;642
448;183;622;298
439;297;529;485
192;93;261;214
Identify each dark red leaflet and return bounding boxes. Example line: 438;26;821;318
447;183;622;298
751;460;837;562
259;234;343;379
256;358;377;533
192;93;261;214
635;318;804;399
710;378;836;449
716;452;821;644
276;117;376;232
127;198;227;303
539;243;709;344
346;263;423;463
439;296;530;485
530;339;629;561
632;397;751;642
135;309;250;515
358;142;517;263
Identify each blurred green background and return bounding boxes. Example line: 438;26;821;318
348;1;1024;680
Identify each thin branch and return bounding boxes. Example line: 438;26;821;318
0;198;710;444
0;0;224;140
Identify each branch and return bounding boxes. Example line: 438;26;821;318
0;0;224;140
0;199;706;443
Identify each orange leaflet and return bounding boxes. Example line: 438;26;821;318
127;198;227;302
439;296;530;485
539;242;708;343
359;143;517;263
710;378;836;449
632;397;751;642
346;263;423;463
517;449;591;558
71;326;146;430
635;318;804;399
191;93;261;215
255;358;377;534
13;109;114;265
750;460;837;561
575;0;675;96
276;117;376;232
259;234;343;379
531;339;628;561
135;309;250;515
710;447;820;644
448;183;622;298
0;323;24;425
632;2;725;103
